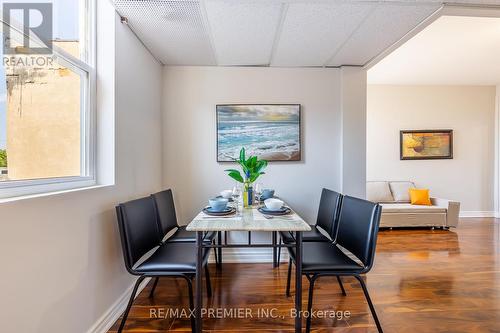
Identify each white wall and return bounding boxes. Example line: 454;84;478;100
341;67;367;198
367;85;496;213
0;2;163;332
495;85;500;216
162;66;344;253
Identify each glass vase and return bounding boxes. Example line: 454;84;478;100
242;181;253;208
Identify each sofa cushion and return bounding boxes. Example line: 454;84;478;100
367;181;394;203
389;181;415;202
409;188;432;205
380;203;446;214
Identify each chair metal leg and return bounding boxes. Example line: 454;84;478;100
213;239;219;266
205;264;212;297
286;257;292;297
306;275;317;333
337;276;347;296
214;248;219;266
185;277;196;333
148;277;160;298
118;275;145;333
354;275;384;333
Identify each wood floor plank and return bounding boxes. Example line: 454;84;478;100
108;218;500;332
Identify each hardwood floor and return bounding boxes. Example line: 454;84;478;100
108;218;500;332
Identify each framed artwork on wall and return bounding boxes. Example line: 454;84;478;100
400;129;453;160
216;104;301;162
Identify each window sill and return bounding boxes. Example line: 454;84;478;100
0;183;114;204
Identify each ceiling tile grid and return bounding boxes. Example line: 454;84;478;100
113;0;216;65
204;1;283;66
111;0;500;67
328;3;441;66
270;2;375;67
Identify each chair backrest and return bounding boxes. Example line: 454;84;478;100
316;189;343;240
116;196;161;270
151;189;179;236
336;196;382;270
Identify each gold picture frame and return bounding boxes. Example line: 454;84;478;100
400;130;453;160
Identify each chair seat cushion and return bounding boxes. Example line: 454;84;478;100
166;226;216;243
289;242;363;272
280;225;331;244
135;242;210;273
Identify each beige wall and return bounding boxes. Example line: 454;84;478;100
162;66;367;253
5;40;83;181
0;2;163;332
6;52;81;180
162;66;343;229
367;85;496;212
341;67;367;198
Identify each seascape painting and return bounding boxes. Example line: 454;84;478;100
217;104;301;162
400;130;453;160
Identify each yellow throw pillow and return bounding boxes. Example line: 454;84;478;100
409;189;432;206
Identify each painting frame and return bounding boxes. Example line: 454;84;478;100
216;104;302;162
400;129;453;160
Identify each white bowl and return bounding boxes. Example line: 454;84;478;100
220;190;233;199
264;198;284;211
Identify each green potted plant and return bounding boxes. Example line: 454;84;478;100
225;148;268;208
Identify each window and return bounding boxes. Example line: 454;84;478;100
0;0;95;199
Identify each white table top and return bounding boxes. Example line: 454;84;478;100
186;206;311;232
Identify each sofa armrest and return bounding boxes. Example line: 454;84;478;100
431;197;460;228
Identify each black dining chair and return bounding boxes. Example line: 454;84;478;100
281;189;344;294
287;196;383;333
279;189;343;247
116;196;212;333
151;190;220;268
151;189;217;243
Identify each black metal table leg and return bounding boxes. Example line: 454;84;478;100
217;231;222;269
195;231;203;333
272;231;277;268
295;231;302;333
277;237;282;267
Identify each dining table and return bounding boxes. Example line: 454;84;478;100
186;204;311;333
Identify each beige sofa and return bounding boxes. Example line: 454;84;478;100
366;181;460;228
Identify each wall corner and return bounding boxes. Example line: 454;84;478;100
494;85;500;216
340;66;367;198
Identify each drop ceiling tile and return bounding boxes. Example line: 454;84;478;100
328;3;441;66
113;0;216;65
205;0;282;66
272;2;374;67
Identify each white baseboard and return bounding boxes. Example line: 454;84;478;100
460;211;496;218
208;248;289;263
86;277;151;333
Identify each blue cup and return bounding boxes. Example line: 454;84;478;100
261;189;275;200
208;198;228;212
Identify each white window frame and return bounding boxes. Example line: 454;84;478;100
0;0;97;200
